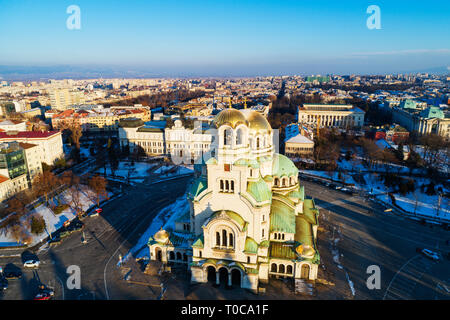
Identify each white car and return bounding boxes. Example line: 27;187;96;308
23;260;40;268
421;249;440;261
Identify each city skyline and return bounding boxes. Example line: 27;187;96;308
0;0;449;78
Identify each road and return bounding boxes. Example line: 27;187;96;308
0;175;192;300
302;179;450;300
1;174;449;300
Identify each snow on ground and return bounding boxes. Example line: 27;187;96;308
96;161;158;179
154;165;194;177
0;186;111;247
361;174;449;220
300;170;357;186
128;195;190;260
301;155;449;221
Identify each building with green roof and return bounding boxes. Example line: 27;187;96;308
148;108;320;293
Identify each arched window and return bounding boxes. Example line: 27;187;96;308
220;180;224;192
230;180;234;192
282;233;285;240
229;233;234;247
216;232;220;246
256;137;260;149
271;263;277;272
274;177;279;187
236;128;244;145
274;233;277;240
287;265;293;274
224;129;233;146
262;229;264;238
169;251;175;260
290;177;294;185
225;180;229;192
176;252;182;260
222;229;227;247
278;264;285;274
282;178;287;187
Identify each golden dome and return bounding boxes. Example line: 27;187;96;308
154;229;170;244
296;244;315;258
241;109;271;132
213;108;247;129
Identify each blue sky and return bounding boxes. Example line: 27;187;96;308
0;0;449;75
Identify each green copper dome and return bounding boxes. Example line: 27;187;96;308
272;153;298;178
247;178;272;202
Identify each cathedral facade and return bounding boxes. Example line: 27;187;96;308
148;108;320;292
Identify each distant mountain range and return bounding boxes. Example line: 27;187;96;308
0;64;448;81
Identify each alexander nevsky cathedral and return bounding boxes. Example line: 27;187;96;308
148;107;320;293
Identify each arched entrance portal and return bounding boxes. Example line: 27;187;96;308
301;264;310;279
231;269;241;287
155;248;162;262
207;266;216;283
218;267;228;286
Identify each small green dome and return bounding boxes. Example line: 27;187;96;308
247;178;272;202
272;153;298;178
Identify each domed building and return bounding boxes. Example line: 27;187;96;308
148;108;320;292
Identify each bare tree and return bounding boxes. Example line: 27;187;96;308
33;171;60;205
88;175;108;207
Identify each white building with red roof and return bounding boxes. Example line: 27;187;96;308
0;130;63;166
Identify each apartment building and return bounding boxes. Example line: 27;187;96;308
0;142;30;201
52;106;151;132
0;131;64;166
49;88;86;110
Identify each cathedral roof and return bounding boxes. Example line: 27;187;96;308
302;199;319;225
270;199;296;234
212;108;248;129
244;237;258;254
269;242;298;260
241;109;272;132
247;178;272;203
209;210;248;231
272;153;298;178
192;235;204;248
189;177;208;198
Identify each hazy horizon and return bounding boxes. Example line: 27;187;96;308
1;1;449;80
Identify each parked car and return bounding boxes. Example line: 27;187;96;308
340;187;353;195
3;269;22;279
33;292;52;300
0;276;8;290
23;259;40;268
420;249;441;261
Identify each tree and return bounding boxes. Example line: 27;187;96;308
60;170;80;188
420;133;449;171
8;224;24;243
62;119;83;150
108;142;119;177
33;171;60;204
68;185;85;217
88;175;108;207
29;214;46;235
